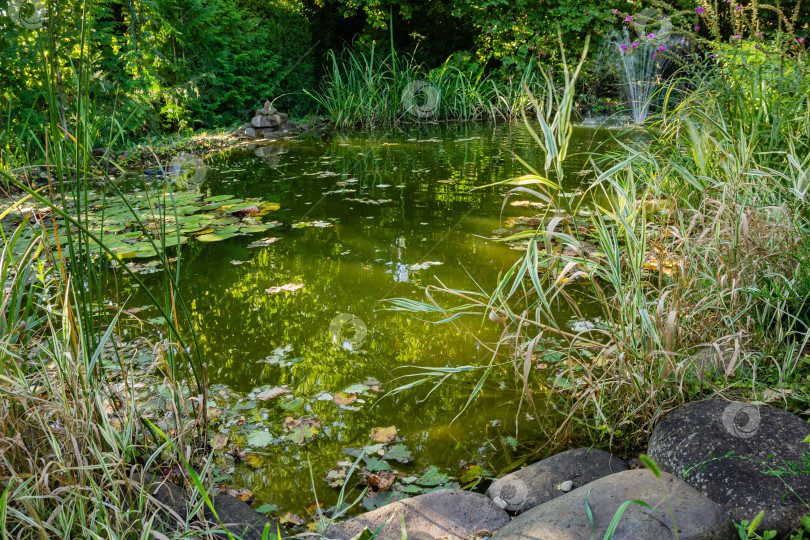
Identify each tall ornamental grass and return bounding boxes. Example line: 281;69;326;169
389;25;810;449
0;1;252;537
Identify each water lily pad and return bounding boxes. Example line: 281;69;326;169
343;383;369;394
197;232;234;242
246;430;275;448
255;503;281;514
206;195;235;202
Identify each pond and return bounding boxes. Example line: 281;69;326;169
117;122;616;519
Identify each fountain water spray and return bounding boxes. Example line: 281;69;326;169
612;10;686;123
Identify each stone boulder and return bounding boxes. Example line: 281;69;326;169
486;447;628;513
323;489;509;540
136;472;277;539
491;469;735;540
237;100;300;139
260;100;277;115
647;399;810;536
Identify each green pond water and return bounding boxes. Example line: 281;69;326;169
118;122;616;519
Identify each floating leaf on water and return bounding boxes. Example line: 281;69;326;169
459;464;489;484
363;443;385;455
246;431;275;448
255;503;281;514
265;283;304;294
409;261;443;271
370;426;397;444
206;195;235;202
247;237;281;248
292;220;334;228
279;512;306;526
333;393;357;406
282;417;320;444
362;491;406;511
279;396;304;410
241;225;272;233
363;457;390;472
243;453;264;468
256;386;291;400
416;466;449;486
197;232;234;242
210;433;229;450
343;383;369;394
383;444;412;463
325;468;347;488
366;471;396;491
502;435;518;449
219;488;253;502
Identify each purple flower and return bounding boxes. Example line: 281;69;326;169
754;43;760;49
799;37;805;43
652;52;658;58
621;43;628;51
695;25;701;30
736;5;742;11
631;41;639;48
695;7;705;13
624;16;632;21
658;45;667;51
648;32;657;39
732;34;742;39
613;8;619;13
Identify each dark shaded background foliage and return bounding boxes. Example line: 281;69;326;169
2;0;807;155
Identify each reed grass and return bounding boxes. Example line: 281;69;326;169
388;34;810;449
306;43;546;129
0;2;244;537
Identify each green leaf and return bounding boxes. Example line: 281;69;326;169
247;431;275;448
363;457;390;472
416;466;449;486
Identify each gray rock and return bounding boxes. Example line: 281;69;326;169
261;101;277;115
206;495;276;540
252;114;284;128
648;399;810;536
324;489;509;540
486;447;628;513
244;127;256;138
491;469;735;540
251;116;271;128
135;473;277;539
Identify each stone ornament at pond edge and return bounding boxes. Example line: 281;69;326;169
647;399;810;537
322;489;509;540
236;100;301;140
491;469;735;540
486;447;629;513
